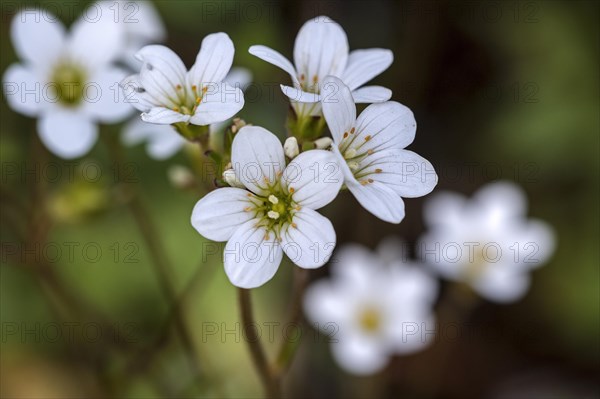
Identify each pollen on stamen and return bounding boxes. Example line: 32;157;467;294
367;149;374;155
289;187;295;193
176;84;182;90
300;74;305;81
343;132;349;138
291;222;298;228
267;210;280;220
264;233;270;241
368;179;374;183
361;180;369;186
196;97;201;104
268;195;279;204
202;87;208;93
312;75;318;83
247;193;253;197
192;85;197;92
375;168;383;173
350;127;355;134
244;206;252;212
295;205;302;211
365;135;372;141
173;107;180;112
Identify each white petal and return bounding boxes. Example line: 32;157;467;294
352;86;392;103
188;33;234;86
120;74;156;112
423;191;467;227
82;67;133;123
248;45;298;85
474;181;528;219
136;46;187;110
321;76;356;143
280;150;343;209
342;49;393;90
38;111;97;159
472;267;530;303
122;118;185;160
11;10;66;67
512;219;556;269
68;11;123;68
223;220;283;288
347;178;405;224
358;149;438;198
280;208;336;268
329;244;379;281
3;64;44;116
189;83;244;126
354;102;416;150
303;280;355;328
231;126;286;196
333;146;406;223
191;188;256;242
141;107;190;124
293;16;349;84
280;85;320;103
330;331;388;375
135;45;187;97
122;0;166;42
224;67;253;89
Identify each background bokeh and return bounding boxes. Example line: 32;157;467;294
1;0;598;398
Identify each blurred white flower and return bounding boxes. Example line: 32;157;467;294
191;126;343;288
91;0;166;68
122;68;252;159
249;15;392;117
304;241;438;375
3;10;132;158
322;76;437;223
418;181;556;303
122;34;244;126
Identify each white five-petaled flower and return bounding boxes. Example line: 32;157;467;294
304;240;439;375
122;67;252;160
122;33;244;126
191;126;343;288
3;10;132;158
321;76;437;223
91;0;166;69
418;181;556;303
249;15;393;117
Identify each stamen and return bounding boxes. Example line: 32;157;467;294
367;149;374;155
344;148;357;159
244;207;252;212
268;195;279;204
348;161;359;171
312;75;318;83
343;132;349;138
192;85;197;92
264;233;270;240
267;211;280;220
375;168;382;173
291;222;298;228
350;127;355;134
361;180;369;186
300;74;305;81
368;179;374;183
365;135;372;141
289;187;295;193
176;84;182;90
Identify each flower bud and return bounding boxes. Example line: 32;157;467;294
223;169;245;188
168;165;195;189
284;137;300;159
314;137;333;149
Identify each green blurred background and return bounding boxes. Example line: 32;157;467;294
1;1;598;398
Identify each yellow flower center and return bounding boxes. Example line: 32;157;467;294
50;62;87;106
358;307;382;333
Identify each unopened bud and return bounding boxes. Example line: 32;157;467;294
223;169;245;188
168;165;195;189
284;137;300;159
314;137;333;149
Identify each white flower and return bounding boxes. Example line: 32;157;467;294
321;76;437;224
304;241;438;375
3;9;132;158
191;126;343;288
418;181;556;303
122;68;252;159
90;0;166;68
122;33;244;126
249;15;393;117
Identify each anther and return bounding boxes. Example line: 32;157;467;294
268;195;279;204
267;211;280;220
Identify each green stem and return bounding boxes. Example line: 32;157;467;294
238;288;281;399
